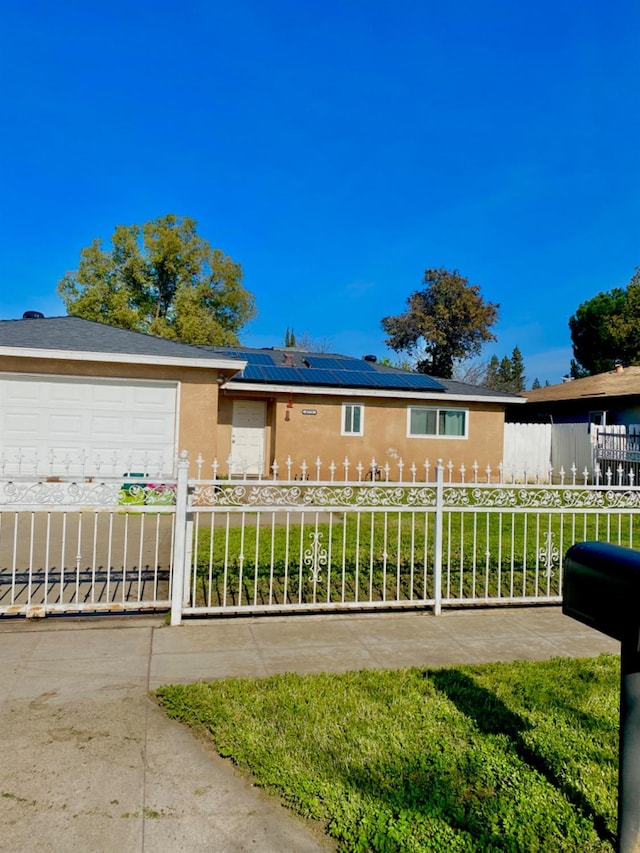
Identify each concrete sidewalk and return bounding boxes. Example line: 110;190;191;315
0;607;619;852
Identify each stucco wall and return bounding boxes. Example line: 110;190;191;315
0;355;220;466
218;388;506;480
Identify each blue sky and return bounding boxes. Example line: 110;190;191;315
2;0;638;385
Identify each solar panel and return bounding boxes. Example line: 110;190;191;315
244;352;275;365
337;358;377;372
369;374;409;388
217;349;274;366
301;369;339;385
303;357;341;371
309;371;380;388
261;365;307;382
402;373;445;390
340;372;379;387
242;365;266;380
304;356;378;372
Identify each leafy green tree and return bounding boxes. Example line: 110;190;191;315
568;272;640;375
58;214;256;346
381;268;499;378
379;354;415;371
284;327;297;347
531;377;541;390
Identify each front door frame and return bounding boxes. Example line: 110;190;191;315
230;399;267;476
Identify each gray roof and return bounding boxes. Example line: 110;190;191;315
0;316;239;362
0;318;522;401
208;345;523;401
435;377;523;400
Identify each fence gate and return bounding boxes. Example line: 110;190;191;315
0;478;175;617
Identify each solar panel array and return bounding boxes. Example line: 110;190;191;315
216;348;445;391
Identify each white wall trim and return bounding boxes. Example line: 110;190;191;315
223;381;522;405
0;346;245;373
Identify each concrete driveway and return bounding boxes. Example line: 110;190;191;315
0;607;619;852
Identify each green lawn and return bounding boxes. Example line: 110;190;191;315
190;509;639;606
156;654;619;852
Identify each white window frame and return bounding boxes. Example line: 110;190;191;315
407;406;469;439
342;403;364;436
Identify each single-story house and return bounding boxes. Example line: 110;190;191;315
0;314;524;479
508;365;640;428
207;344;524;478
505;365;640;474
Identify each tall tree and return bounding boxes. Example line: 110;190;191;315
568;271;640;375
381;268;499;377
58;214;256;346
509;346;526;392
483;347;526;392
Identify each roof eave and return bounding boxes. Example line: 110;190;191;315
0;345;246;373
223;380;523;403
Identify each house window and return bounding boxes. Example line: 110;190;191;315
589;411;607;426
342;403;364;435
408;407;468;438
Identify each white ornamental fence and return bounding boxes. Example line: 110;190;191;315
3;453;640;621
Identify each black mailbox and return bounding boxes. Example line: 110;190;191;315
563;541;640;643
564;540;640;853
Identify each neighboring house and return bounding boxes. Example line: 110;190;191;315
509;365;640;427
0;315;243;476
0;314;524;480
209;345;524;478
508;365;640;476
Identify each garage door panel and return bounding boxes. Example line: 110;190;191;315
133;385;175;406
5;412;40;433
131;418;172;439
0;375;177;476
91;414;129;438
49;413;86;435
92;385;130;404
48;384;86;403
11;385;41;401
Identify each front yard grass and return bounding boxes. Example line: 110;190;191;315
191;509;640;606
156;654;619;852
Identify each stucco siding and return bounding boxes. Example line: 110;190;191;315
217;390;506;479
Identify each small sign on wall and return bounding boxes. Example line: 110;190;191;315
301;409;317;416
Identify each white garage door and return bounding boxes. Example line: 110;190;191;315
0;374;178;477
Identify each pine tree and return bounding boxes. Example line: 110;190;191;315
510;347;525;392
484;348;526;392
